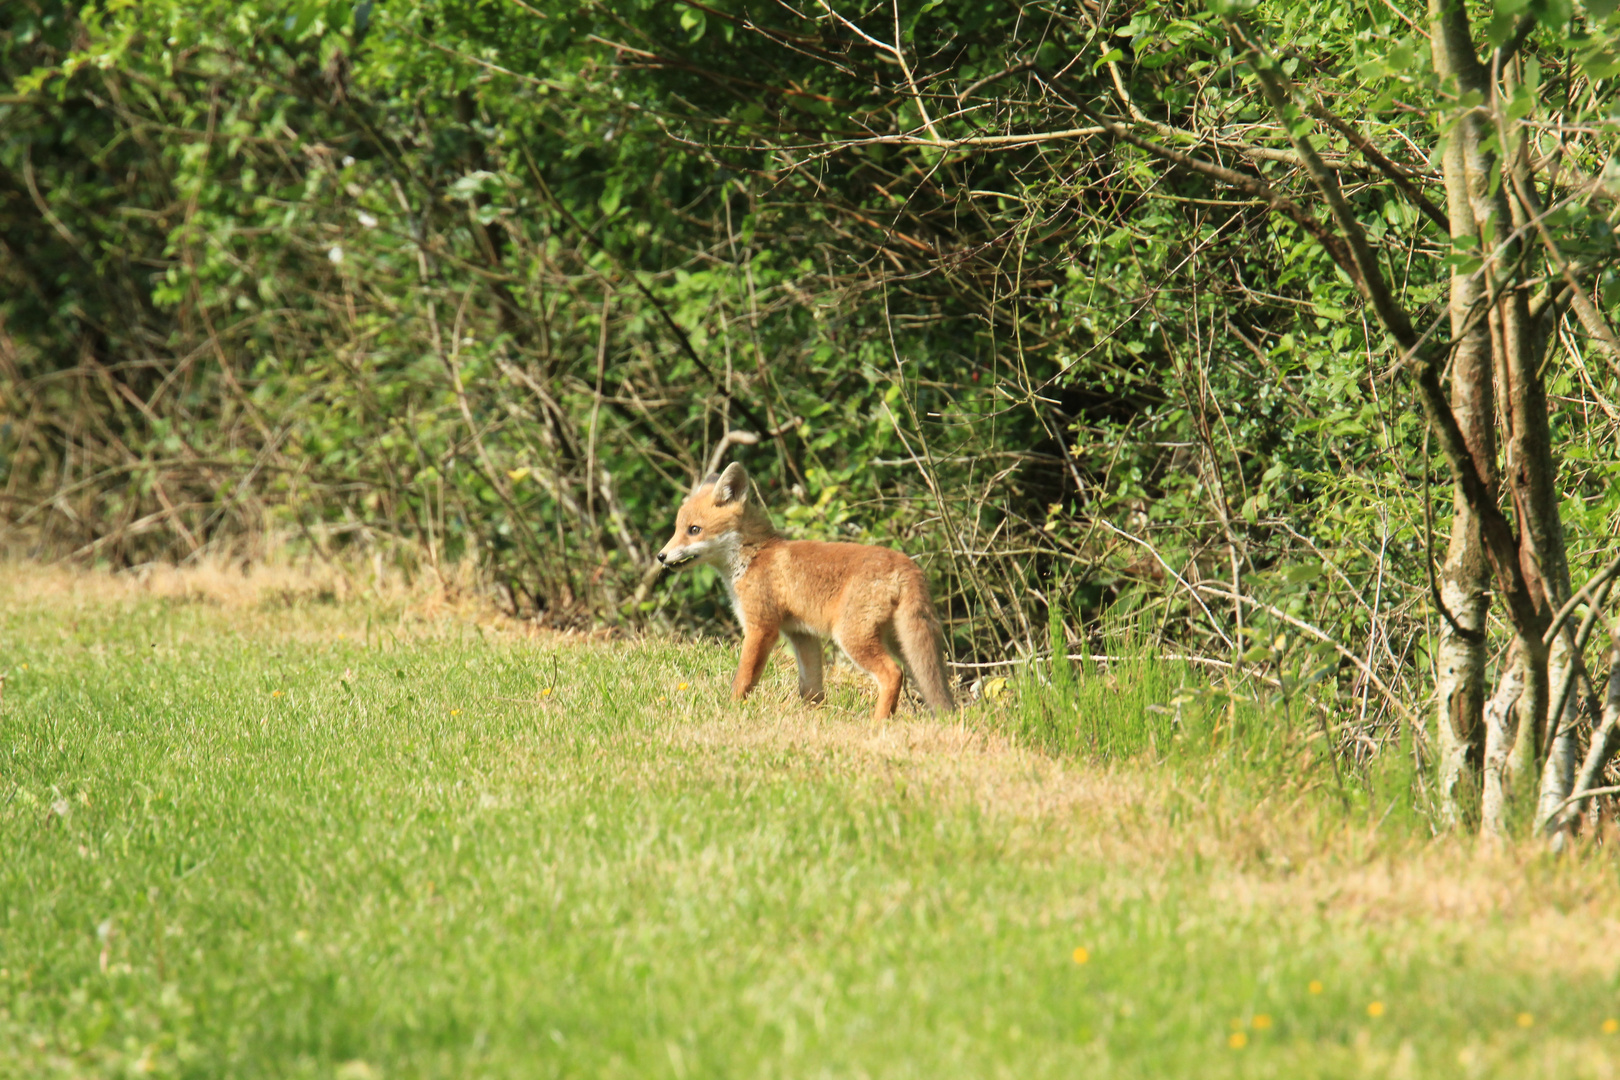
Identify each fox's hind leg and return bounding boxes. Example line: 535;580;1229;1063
785;630;825;704
839;630;905;721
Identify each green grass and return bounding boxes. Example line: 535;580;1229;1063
2;566;1619;1078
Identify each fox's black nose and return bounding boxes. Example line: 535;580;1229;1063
657;551;666;564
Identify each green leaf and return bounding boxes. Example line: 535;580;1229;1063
599;175;623;217
449;171;500;201
678;5;706;43
1280;563;1324;586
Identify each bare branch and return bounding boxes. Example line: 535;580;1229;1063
1193;582;1420;728
1550;637;1620;830
1067;100;1360;283
831;126;1106;150
1093;518;1235;650
1543;554;1620;648
814;0;941;140
1233;23;1413;339
703;417;802;478
1494;13;1539;73
1307;100;1450;233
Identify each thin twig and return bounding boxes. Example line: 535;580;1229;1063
1094;519;1234;650
1543;554;1620;647
1195;582;1419;728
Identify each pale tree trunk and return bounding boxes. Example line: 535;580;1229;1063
1494;79;1572;832
1434;532;1488;826
1537;633;1584;832
1498;266;1563;807
1505;639;1552;832
1481;642;1525;837
1430;3;1566;837
1429;42;1494;825
1429;3;1506;829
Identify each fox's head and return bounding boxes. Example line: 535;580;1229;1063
656;462;757;571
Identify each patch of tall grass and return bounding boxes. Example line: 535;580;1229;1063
991;604;1435;835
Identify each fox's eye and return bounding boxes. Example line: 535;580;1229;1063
687;525;702;535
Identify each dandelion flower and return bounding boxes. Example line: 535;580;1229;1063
1252;1014;1272;1030
1602;1018;1618;1034
1308;980;1323;994
1367;1001;1385;1018
450;709;461;717
677;682;689;691
272;690;283;698
1516;1013;1534;1028
1071;947;1089;965
539;687;553;697
1228;1031;1247;1049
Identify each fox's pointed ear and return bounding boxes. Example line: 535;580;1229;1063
713;462;749;506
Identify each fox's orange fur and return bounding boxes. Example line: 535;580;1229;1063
656;462;954;720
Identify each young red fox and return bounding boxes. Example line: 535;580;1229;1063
656;462;954;720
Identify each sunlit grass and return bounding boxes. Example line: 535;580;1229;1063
1;565;1617;1078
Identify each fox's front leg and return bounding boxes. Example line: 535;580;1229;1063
732;626;780;701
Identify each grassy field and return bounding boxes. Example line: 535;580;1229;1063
2;563;1619;1079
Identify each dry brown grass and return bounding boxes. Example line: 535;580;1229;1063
0;554;556;638
675;707;1140;823
1;553;389;608
661;698;1620;981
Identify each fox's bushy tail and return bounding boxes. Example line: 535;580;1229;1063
896;587;955;712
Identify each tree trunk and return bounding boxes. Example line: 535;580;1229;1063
1434;549;1487;825
1498;274;1565;799
1481;642;1525;838
1536;634;1584;832
1430;4;1568;835
1428;0;1497;826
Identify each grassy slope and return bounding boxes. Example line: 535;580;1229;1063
1;565;1618;1079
